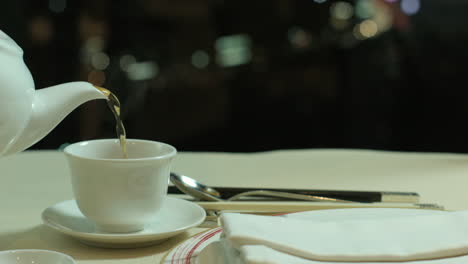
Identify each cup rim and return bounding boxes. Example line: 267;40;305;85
63;138;177;162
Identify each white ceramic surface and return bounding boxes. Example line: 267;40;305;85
42;197;206;248
0;30;107;157
0;249;75;264
64;139;176;233
163;208;448;264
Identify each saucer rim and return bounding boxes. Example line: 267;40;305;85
41;197;206;242
0;249;75;262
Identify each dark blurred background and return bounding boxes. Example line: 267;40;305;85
2;0;468;153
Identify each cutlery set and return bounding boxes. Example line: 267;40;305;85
168;172;444;220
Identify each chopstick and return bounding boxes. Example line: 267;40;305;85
168;186;420;203
196;201;444;212
196;201;444;227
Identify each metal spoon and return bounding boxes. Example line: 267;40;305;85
169;172;353;203
170;172;222;201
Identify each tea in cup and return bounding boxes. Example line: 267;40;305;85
64;139;176;233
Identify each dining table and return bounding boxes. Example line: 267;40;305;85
1;148;468;264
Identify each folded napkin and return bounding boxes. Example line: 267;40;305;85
219;210;468;263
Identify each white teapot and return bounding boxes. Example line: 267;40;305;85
0;30;107;156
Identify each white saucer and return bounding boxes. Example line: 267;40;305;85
41;197;206;248
0;249;75;264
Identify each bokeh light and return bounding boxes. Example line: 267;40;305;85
215;34;252;67
87;70;106;86
355;0;375;19
126;61;159;81
373;0;393;33
354;19;378;39
29;16;53;45
401;0;421;15
330;1;354;20
91;52;110;70
360;19;378;38
287;26;313;49
84;37;104;53
119;54;136;72
191;50;210;69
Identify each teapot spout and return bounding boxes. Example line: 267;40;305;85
4;81;107;155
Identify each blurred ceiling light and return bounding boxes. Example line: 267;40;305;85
81;36;105;65
330;2;354;20
401;0;420;15
373;0;393;33
191;50;210;69
126;61;159;81
359;19;379;38
215;34;252;67
314;0;327;3
91;52;110;70
49;0;67;13
119;54;136;71
355;0;375;19
353;25;365;40
84;37;104;53
287;26;313;49
29;16;53;45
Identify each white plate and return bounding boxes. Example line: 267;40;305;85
0;249;75;264
163;208;447;264
42;197;206;248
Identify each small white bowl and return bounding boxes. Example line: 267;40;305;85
0;249;75;264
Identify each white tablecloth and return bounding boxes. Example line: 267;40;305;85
1;149;468;263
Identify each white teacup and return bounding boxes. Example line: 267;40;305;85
64;139;177;233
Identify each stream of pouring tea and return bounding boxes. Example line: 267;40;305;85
95;86;128;158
